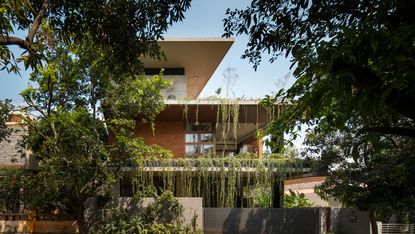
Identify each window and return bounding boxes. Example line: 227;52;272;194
185;123;215;157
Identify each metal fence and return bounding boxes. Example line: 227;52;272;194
382;224;415;234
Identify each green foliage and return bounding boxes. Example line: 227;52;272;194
224;0;415;226
141;191;183;225
312;132;415;222
253;187;272;208
0;99;13;143
133;157;304;208
91;208;145;234
253;187;313;208
224;0;415;141
1;0;192;73
0;168;24;212
105;73;171;121
91;191;193;234
283;189;313;208
0;168;64;213
1;1;191;233
14;21;176;233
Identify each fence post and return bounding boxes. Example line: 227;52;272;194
376;222;382;234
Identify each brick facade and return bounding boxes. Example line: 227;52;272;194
134;121;185;158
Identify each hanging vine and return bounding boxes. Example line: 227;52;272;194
182;99;189;124
232;102;239;142
195;103;199;126
131;156;305;208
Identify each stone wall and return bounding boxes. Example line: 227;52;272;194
0;124;26;167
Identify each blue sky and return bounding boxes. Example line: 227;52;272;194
0;0;294;103
166;0;294;99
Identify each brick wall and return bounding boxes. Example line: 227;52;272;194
134;121;185;158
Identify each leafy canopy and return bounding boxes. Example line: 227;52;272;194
224;0;415;227
0;1;192;232
224;0;415;140
310;130;415;222
0;0;191;73
19;35;172;232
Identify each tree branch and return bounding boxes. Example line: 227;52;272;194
0;36;28;49
362;126;415;138
26;0;50;45
0;0;49;53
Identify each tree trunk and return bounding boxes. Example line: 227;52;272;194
76;202;88;234
272;180;283;208
369;210;378;234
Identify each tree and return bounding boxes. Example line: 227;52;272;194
1;1;190;232
224;0;415;138
19;35;172;232
0;0;191;73
0;99;13;142
222;67;239;98
309;129;415;223
224;1;415;232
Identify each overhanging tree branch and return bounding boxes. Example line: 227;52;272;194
0;36;28;49
361;126;415;138
26;0;50;45
0;0;49;53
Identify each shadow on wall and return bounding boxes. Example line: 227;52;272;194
207;208;322;234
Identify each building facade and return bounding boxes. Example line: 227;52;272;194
134;38;278;158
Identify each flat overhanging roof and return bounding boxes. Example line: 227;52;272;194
140;38;234;99
141;100;276;123
164;99;263;105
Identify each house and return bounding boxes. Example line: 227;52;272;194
110;38;312;209
133;38;279;158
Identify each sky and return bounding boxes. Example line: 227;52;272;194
0;0;304;147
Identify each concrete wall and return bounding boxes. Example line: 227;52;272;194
85;197;204;231
204;208;323;234
330;208;370;234
203;207;370;234
116;197;203;230
284;176;342;208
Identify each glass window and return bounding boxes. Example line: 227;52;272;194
185;123;215;158
200;144;214;154
185;134;198;143
185;145;198;155
200;133;214;142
